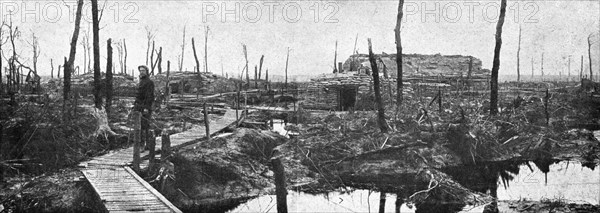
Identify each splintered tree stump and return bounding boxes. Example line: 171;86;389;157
148;129;156;170
91;106;117;139
161;131;171;161
204;103;210;141
379;192;386;213
271;158;287;213
132;111;141;172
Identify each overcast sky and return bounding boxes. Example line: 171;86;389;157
1;0;599;78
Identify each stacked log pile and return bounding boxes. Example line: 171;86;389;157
152;72;236;94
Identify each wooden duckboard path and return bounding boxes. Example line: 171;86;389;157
79;109;241;212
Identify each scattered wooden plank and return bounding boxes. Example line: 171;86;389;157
124;166;182;213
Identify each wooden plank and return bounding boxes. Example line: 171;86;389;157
105;200;165;205
110;211;172;213
98;190;156;195
80;109;242;213
101;195;163;201
124;167;182;213
101;197;162;202
106;206;169;211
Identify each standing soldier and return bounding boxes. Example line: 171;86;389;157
133;65;155;149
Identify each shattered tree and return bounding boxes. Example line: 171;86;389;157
394;0;405;107
490;0;507;115
106;39;113;114
92;0;102;108
368;38;389;133
65;0;84;102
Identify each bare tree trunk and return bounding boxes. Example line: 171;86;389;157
65;0;84;101
204;26;209;73
489;0;507;115
150;41;155;75
581;55;584;80
50;59;54;79
157;47;162;74
31;34;40;77
92;0;102;109
394;0;405;107
166;61;171;105
368;38;389;133
588;34;594;81
123;39;127;75
517;25;521;82
106;39;113;114
259;55;264;80
179;26;186;71
254;65;258;89
243;44;249;90
192;37;200;73
333;40;338;73
285;47;290;91
145;26;155;66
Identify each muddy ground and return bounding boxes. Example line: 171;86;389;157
1;81;600;213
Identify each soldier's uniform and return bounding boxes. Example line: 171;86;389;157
133;67;155;149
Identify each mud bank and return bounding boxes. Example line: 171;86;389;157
161;128;304;212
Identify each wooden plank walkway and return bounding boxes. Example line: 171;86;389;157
79;109;241;212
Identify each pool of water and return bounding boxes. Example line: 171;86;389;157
226;160;599;213
271;119;289;137
271;119;299;138
228;190;416;213
496;161;600;204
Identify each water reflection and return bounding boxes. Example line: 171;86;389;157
271;119;289;137
228;190;416;213
444;160;600;205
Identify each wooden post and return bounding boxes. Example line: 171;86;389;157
379;192;386;213
271;157;288;213
236;83;240;120
395;195;403;213
438;88;442;114
179;79;183;98
192;37;200;73
105;39;113;114
148;129;156;170
161;131;171;161
203;103;210;141
132;111;141;172
166;60;171;105
544;89;550;126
